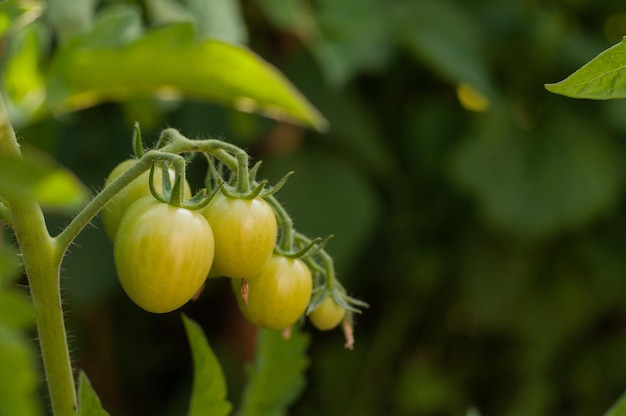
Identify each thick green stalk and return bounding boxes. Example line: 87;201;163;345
0;95;77;415
15;201;77;416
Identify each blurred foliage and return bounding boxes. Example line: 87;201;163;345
0;226;40;416
3;0;626;415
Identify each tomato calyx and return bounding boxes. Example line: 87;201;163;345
148;161;223;210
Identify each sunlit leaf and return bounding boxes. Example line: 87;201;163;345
0;153;89;211
76;371;110;416
392;0;491;97
43;22;328;131
546;38;626;99
2;21;45;126
182;315;232;416
604;389;626;416
239;327;310;416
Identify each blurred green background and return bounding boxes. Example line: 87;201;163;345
7;0;626;415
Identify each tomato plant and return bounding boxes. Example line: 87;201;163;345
234;254;313;330
202;191;277;278
0;3;370;415
102;158;191;241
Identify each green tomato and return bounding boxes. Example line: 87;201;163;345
234;254;312;330
102;159;192;241
114;197;214;313
309;295;345;331
202;192;277;278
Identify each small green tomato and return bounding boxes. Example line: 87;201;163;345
234;254;312;330
202;192;277;279
309;295;345;331
114;197;214;313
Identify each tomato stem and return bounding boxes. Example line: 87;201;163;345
235;152;251;194
266;194;295;251
0;93;77;415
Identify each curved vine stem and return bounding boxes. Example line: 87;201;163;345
265;194;295;251
54;151;182;255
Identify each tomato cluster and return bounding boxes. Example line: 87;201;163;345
102;130;365;342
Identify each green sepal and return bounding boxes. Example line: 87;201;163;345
220;179;268;200
169;170;185;206
131;121;145;158
184;182;224;211
248;160;263;184
260;171;294;198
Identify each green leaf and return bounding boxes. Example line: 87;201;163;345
0;0;43;37
605;389;626;416
0;324;41;416
43;22;328;131
239;327;310;416
391;0;491;95
76;371;110;416
0;152;89;211
3;22;46;128
546;38;626;99
182;315;232;416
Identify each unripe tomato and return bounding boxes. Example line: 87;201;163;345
114;197;214;313
234;254;312;330
309;295;345;331
102;159;192;241
202;192;277;278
